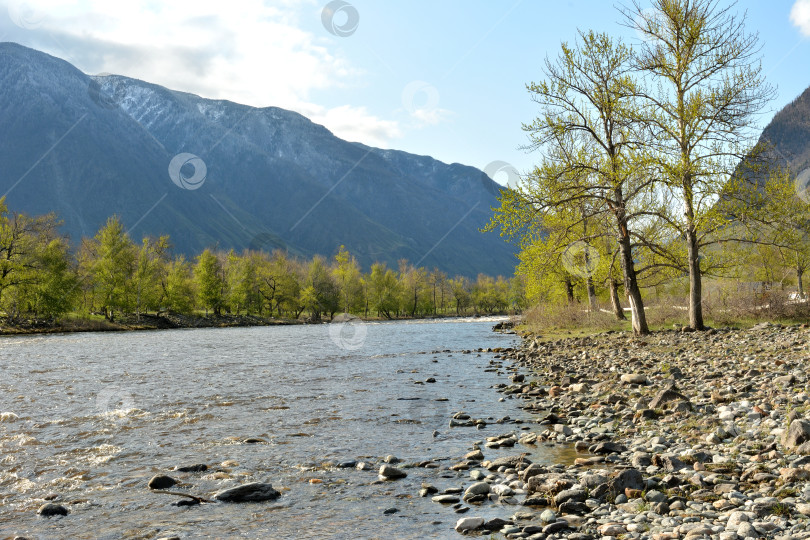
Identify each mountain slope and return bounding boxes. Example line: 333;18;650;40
0;42;516;277
752;86;810;173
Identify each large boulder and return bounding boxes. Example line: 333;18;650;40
608;469;644;498
783;419;810;449
214;482;281;503
649;384;690;410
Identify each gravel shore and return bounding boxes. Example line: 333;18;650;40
427;322;810;539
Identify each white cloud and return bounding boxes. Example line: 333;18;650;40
1;0;404;147
791;0;810;36
301;104;402;146
410;107;453;127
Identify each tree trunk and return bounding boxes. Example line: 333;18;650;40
564;277;575;304
686;228;704;330
609;278;626;320
618;231;648;335
798;266;804;299
586;277;597;311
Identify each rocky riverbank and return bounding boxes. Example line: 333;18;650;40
408;322;810;539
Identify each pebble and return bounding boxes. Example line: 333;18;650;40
378;325;810;539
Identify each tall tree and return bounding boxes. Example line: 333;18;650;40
194;248;226;315
332;245;363;314
133;236;170;319
367;262;400;319
91;216;136;321
164;255;195;314
501;31;655;333
624;0;775;329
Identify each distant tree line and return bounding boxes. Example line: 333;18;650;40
0;202;525;322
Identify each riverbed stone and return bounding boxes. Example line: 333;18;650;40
148;475;178;490
455;516;484;532
378;464;407;480
213;482;281;502
37;503;68;517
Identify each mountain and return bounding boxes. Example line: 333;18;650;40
750;86;810;175
0;42;516;277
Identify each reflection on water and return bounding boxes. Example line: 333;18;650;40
0;319;568;539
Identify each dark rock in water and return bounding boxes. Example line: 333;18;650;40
242;438;265;444
37;503;68;517
336;460;357;468
176;464;208;472
383;507;398;515
379;464;407;480
148;475;179;490
173;498;200;507
214;482;281;502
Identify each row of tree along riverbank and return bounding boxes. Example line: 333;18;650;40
0;198;525;329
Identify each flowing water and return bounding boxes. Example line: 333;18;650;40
0;318;570;539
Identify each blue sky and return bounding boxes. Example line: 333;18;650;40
1;0;809;183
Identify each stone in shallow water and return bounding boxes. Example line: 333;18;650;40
213;482;281;502
378;464;407;480
37;503;68;517
454;516;484;532
148;475;178;490
176;464;207;472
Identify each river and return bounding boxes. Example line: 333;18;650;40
0;318;568;539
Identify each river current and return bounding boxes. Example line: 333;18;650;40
0;318;567;539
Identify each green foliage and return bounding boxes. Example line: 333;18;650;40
194;248;226;315
164;256;195;314
89;216;136;320
0;201;521;323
